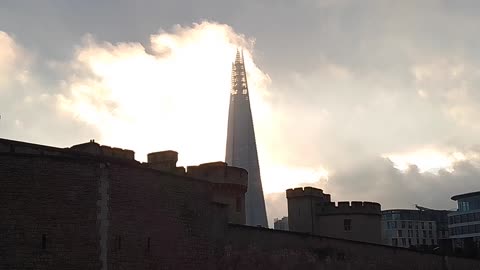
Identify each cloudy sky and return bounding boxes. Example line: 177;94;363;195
2;0;480;225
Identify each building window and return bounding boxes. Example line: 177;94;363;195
236;197;242;212
415;230;419;237
398;230;403;237
344;219;352;231
454;215;460;223
401;221;406;228
422;239;426;245
460;201;469;212
428;222;433;230
408;221;412;229
421;222;425;229
408;239;412;247
402;238;406;246
431;239;435;245
468;213;475;222
42;234;46;250
117;236;122;250
392;238;398;246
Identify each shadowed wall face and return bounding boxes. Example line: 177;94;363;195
225;51;268;227
287;187;382;244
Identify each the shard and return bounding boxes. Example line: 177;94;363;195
225;50;268;227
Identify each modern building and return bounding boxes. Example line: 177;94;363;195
225;50;268;227
273;216;289;231
381;206;451;251
448;191;480;257
286;187;382;243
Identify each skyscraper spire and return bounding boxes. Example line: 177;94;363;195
225;50;268;227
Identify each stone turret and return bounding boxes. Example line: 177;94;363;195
144;152;248;225
287;186;382;243
147;151;179;171
286;187;332;233
187;162;248;224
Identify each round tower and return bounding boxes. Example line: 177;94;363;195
187;162;248;224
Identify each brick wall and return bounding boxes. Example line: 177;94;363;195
0;150;225;270
0;154;100;270
2;139;480;270
220;224;480;270
107;164;221;270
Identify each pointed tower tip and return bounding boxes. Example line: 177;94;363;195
235;48;242;64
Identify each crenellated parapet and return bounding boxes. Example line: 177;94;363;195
71;140;135;160
286;186;382;242
0;138;136;161
318;201;381;216
286;187;331;202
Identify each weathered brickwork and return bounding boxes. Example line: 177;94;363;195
0;154;100;270
107;164;222;270
1;138;480;270
221;225;480;270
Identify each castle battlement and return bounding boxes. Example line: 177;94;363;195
70;140;135;160
0;138;136;161
317;200;381;215
286;187;331;201
186;162;248;189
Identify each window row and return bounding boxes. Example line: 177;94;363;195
448;212;480;224
385;220;433;230
397;229;433;238
391;237;436;247
449;224;480;236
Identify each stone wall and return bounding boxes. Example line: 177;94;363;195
221;224;480;270
2;138;480;270
106;163;222;270
0;139;229;270
0;154;100;270
287;186;382;243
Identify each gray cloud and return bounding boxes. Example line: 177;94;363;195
266;154;480;224
2;1;480;225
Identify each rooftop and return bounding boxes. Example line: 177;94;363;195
451;191;480;201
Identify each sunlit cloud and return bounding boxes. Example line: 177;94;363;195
262;164;328;193
384;147;467;172
57;21;274;175
0;31;30;89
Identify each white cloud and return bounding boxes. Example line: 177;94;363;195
58;22;272;169
0;31;30;89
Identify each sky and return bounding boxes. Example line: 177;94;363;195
1;0;480;225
